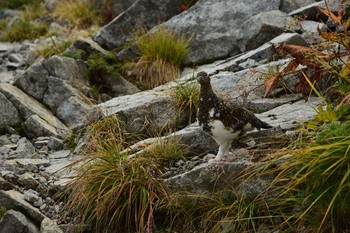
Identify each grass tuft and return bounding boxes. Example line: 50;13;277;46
36;38;73;58
172;78;199;124
62;115;188;232
0;4;48;42
126;26;192;89
53;0;101;29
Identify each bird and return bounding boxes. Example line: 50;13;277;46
196;71;272;161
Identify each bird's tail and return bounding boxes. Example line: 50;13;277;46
256;119;272;130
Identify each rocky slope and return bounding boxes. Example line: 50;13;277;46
0;0;340;232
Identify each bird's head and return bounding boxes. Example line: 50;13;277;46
196;71;210;85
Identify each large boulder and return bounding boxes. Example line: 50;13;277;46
0;209;39;233
118;0;283;65
96;89;178;134
14;56;92;127
0;83;67;138
93;0;184;50
0;190;46;225
237;10;293;52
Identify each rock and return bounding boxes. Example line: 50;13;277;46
0;71;16;84
165;124;217;156
215;33;308;73
0;176;16;191
257;97;323;130
33;137;50;148
13;137;36;159
99;72;140;97
280;0;316;13
165;149;252;193
23;115;63;139
47;137;64;151
0;83;68;138
97;89;178;134
17;173;39;189
237;10;293;52
44;0;58;12
66;36;112;60
0;92;21;131
93;0;184;50
11;159;50;172
49;150;70;159
249;94;302;112
288;1;329;21
125;0;282;65
0;190;46;225
13;62;49;101
0;135;12;146
299;20;327;44
56;96;92;127
40;217;63;233
14;56;92;127
195;59;294;112
23;189;40;203
0;209;39;233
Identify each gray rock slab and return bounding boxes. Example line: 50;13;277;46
14;137;36;158
56;96;92;127
14;56;93;127
0;42;18;52
93;0;184;50
0;83;68;138
49;150;70;159
13;159;50;171
0;176;16;191
237;10;293;52
195;60;293;112
165;150;252;194
0;209;39;233
0;92;21;130
151;0;281;65
288;1;339;21
100;72;140;97
0;190;46;225
13;62;49;100
280;0;316;13
17;173;39;189
23;115;61;138
97;89;178;134
257;97;322;130
249;94;302;112
165;124;217;156
216;33;308;73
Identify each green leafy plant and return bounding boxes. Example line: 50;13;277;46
0;206;7;219
126;26;192;89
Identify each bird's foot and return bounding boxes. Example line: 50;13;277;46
208;155;226;164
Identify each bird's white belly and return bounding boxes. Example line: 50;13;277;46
208;120;240;143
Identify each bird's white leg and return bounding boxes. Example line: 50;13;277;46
215;140;231;160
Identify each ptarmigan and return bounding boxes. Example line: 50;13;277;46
196;71;272;161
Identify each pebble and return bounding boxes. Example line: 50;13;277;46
24;189;40;203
